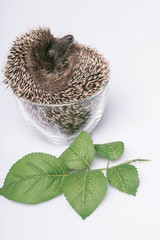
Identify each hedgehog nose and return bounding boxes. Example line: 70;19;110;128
65;34;74;43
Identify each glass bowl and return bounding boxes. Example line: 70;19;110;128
15;83;109;144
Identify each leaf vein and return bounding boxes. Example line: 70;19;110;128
108;143;118;159
113;168;126;192
82;171;88;212
70;146;89;167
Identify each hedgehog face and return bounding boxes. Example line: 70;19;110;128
43;34;74;69
44;35;74;60
25;32;75;94
27;32;74;74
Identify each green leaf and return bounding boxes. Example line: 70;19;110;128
94;141;124;160
62;170;108;219
59;131;95;170
0;153;68;204
107;164;138;196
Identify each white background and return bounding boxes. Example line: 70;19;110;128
0;0;159;239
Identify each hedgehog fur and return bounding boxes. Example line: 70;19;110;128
4;28;110;136
4;27;110;104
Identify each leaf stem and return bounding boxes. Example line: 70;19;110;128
107;160;110;169
108;159;151;169
90;168;107;171
69;159;150;173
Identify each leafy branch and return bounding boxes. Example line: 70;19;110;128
0;131;150;219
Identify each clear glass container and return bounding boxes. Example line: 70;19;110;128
15;83;109;144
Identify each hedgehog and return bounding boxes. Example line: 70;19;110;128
4;27;109;104
4;28;110;136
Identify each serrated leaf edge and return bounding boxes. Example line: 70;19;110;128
62;171;108;220
107;164;139;196
107;142;124;160
60;131;95;170
134;165;139;196
0;152;68;203
2;152;61;185
94;141;124;160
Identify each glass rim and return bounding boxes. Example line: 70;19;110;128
14;81;109;107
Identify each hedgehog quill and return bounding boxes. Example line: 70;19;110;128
4;27;110;136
